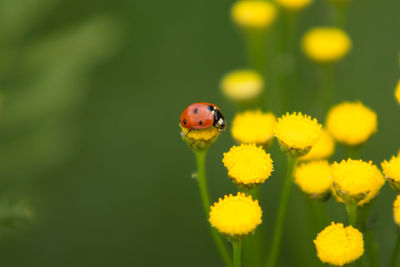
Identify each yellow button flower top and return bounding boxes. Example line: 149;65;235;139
294;160;332;199
180;124;219;151
331;159;384;206
300;129;335;161
221;70;264;102
231;0;277;30
223;144;273;188
209;192;262;238
231;110;276;146
326;101;377;146
314;222;364;266
274;0;312;11
395;80;400;104
301;27;351;64
393;195;400;226
274;112;322;157
382;154;400;192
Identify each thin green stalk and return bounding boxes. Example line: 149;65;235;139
390;231;400;267
233;240;243;267
266;156;298;267
194;150;233;267
246;30;266;75
345;202;357;227
321;64;335;113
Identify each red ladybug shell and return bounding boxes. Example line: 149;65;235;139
180;102;220;130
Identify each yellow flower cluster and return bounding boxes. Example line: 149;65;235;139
326;101;377;146
231;110;276;146
294;160;332;198
395;80;400;104
300;129;335;161
394;195;400;226
314;222;364;266
209;192;262;237
302;27;351;64
382;154;400;192
331;159;384;206
180;124;219;150
231;0;277;30
223;144;274;187
274;112;321;157
274;0;312;11
221;70;264;102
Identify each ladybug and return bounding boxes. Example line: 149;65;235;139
180;102;225;131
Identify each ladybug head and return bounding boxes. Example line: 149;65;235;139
213;109;225;131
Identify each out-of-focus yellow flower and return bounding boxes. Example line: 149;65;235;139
274;0;312;11
180;124;219;150
209;192;262;238
231;0;277;30
300;129;335;161
220;70;264;102
394;195;400;226
223;144;273;187
382;154;400;192
314;222;364;266
274;112;321;157
295;160;332;199
301;27;351;64
395;80;400;104
231;110;276;146
326;101;377;146
331;159;384;206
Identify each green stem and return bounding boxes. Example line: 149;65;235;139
246;30;266;75
233;240;243;267
390;231;400;267
266;156;298;267
321;64;335;113
345;202;357;227
194;150;233;267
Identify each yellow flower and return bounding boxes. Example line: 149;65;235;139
294;160;332;198
395;80;400;104
326;101;377;146
314;222;364;266
300;129;335;161
231;110;276;146
331;159;384;206
220;70;264;102
180;124;219;151
209;192;262;238
301;27;351;63
382;154;400;192
394;195;400;226
223;144;273;187
274;112;322;157
231;0;277;30
274;0;312;11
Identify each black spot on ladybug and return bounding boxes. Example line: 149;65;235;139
208;105;214;111
194;108;198;114
199;120;203;125
183;119;186;124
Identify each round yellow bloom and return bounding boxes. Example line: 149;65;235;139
395;80;400;104
220;70;264;102
314;222;364;266
331;159;384;206
393;195;400;226
300;129;335;161
274;0;312;11
326;101;377;146
301;27;351;63
294;160;332;198
231;110;276;146
209;192;262;237
274;112;322;157
382;154;400;192
180;124;219;150
223;144;273;187
231;0;277;30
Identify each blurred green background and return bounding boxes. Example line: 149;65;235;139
0;0;399;266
